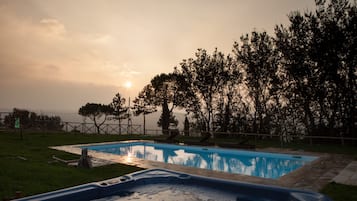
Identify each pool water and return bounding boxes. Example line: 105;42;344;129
92;184;234;201
83;142;317;179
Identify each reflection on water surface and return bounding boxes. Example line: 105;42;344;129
86;142;315;179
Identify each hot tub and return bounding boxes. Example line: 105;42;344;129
15;169;331;201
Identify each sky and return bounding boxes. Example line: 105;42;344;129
0;0;316;112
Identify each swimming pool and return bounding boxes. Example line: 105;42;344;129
83;141;317;179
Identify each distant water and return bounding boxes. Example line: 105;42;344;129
58;111;185;130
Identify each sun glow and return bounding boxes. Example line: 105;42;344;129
124;81;132;89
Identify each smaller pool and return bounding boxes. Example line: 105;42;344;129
16;169;331;201
83;141;317;179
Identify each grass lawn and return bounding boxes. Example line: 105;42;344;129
0;131;356;200
321;182;357;201
0;131;152;199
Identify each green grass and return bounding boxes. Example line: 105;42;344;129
255;138;357;157
1;131;356;200
178;135;357;158
321;182;357;201
0;131;150;199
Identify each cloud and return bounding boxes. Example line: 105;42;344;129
0;5;125;87
119;64;142;77
43;64;61;73
40;18;67;36
0;77;119;111
84;34;115;45
0;0;317;112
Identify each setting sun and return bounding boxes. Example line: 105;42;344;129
124;81;132;89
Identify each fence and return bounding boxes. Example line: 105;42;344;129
2;119;356;145
210;131;357;146
62;122;142;135
60;122;357;145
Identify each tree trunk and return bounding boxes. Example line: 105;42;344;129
143;113;146;135
95;125;100;134
118;118;121;135
162;98;170;135
93;117;100;134
303;101;315;136
184;117;190;136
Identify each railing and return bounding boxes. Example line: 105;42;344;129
62;122;142;135
2;119;356;145
61;122;185;136
25;121;357;144
209;131;357;146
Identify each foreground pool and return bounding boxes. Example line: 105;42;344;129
16;169;331;201
83;141;317;179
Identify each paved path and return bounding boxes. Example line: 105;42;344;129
333;161;357;186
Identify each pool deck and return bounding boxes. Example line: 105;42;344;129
333;161;357;186
51;141;354;192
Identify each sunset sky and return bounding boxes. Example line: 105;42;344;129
0;0;316;112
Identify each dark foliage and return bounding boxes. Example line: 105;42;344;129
110;93;128;134
132;85;157;135
4;108;63;131
78;103;113;134
135;0;356;140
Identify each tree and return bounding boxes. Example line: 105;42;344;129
275;9;320;137
179;48;229;133
213;55;244;132
161;86;170;134
184;116;190;136
275;0;357;137
5;108;30;129
312;0;357;137
233;31;277;134
132;85;157;135
110;93;128;134
138;0;356;140
157;110;179;129
4;108;63;131
78;103;113;134
141;73;188;134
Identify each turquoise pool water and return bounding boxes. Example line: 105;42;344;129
83;142;317;179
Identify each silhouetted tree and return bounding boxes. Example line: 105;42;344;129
5;108;30;128
78;103;113;134
132;85;157;135
157;110;178;129
214;55;245;132
110;93;128;134
184;116;190;136
141;0;356;141
312;0;357;137
234;31;277;134
275;0;356;137
140;73;188;134
179;48;228;133
160;90;170;134
4;108;63;130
